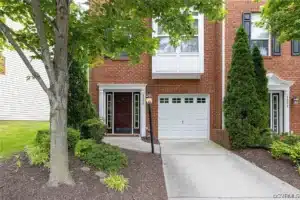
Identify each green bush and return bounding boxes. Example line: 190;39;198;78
224;27;264;149
67;128;80;151
35;129;50;144
290;142;300;164
271;141;291;159
25;144;49;167
75;140;128;173
74;139;96;158
68;58;98;129
35;128;80;151
80;118;106;143
281;135;300;145
252;46;269;136
104;173;129;192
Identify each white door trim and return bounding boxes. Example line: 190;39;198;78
98;84;147;137
267;73;294;133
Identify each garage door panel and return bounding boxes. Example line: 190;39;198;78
158;95;209;139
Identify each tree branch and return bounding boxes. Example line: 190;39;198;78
30;0;56;84
0;21;49;94
2;23;41;59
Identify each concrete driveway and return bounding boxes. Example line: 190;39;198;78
160;139;299;200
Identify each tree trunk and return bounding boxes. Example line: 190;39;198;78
47;94;74;187
46;0;73;187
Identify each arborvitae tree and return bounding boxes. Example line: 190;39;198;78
224;27;264;149
68;59;97;129
252;46;271;146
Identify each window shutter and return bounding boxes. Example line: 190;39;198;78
242;13;251;44
291;40;300;56
272;36;281;56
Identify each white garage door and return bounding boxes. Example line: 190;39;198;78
158;95;209;139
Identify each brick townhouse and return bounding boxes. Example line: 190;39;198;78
89;0;300;141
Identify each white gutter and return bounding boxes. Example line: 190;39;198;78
221;0;226;129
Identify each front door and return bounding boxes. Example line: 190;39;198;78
269;92;283;133
114;93;132;133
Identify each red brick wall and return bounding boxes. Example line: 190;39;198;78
226;0;300;133
90;20;223;138
90;0;300;137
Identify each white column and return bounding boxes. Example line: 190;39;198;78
284;89;290;133
99;89;105;120
140;89;146;137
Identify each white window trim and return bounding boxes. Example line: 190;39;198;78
133;93;140;129
152;14;204;57
251;13;272;56
98;84;147;137
267;73;294;133
106;93;113;129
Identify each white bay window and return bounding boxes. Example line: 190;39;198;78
152;13;204;79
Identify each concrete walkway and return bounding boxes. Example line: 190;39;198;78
160;139;299;200
103;137;160;154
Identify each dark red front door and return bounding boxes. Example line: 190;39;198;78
114;93;132;133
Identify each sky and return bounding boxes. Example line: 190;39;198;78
73;0;89;10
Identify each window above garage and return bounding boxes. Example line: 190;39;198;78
152;13;204;79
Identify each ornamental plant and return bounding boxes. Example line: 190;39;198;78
224;27;264;149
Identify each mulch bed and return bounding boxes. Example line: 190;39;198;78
234;148;300;189
0;149;168;200
141;136;160;145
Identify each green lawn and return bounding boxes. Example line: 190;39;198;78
0;121;49;158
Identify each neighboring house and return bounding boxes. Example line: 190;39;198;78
0;20;49;121
0;51;49;121
89;0;300;140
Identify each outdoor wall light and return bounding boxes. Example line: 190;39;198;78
146;92;154;153
146;93;153;105
292;96;299;105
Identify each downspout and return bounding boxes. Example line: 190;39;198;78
221;0;226;129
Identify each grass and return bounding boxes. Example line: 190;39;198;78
0;121;49;158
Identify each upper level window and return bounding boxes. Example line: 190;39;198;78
243;12;281;56
154;13;202;55
292;40;300;56
251;13;269;56
0;53;5;75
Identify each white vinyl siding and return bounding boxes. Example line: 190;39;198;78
0;50;49;120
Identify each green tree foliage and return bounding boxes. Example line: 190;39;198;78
224;27;264;149
252;46;269;131
0;0;225;185
260;0;300;42
68;59;97;129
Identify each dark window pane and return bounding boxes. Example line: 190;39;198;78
272;36;281;56
292;40;300;55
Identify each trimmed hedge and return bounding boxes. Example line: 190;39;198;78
75;139;128;173
80;118;106;143
35;128;80;151
25;128;80;167
75;139;96;158
67;128;81;151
